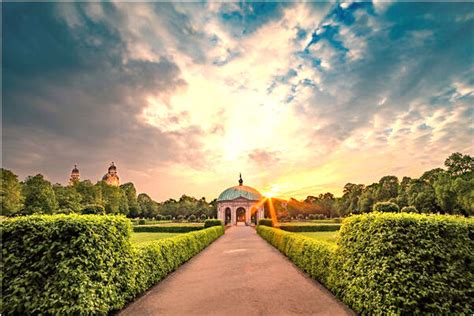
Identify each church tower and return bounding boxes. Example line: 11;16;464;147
69;164;80;184
102;162;120;186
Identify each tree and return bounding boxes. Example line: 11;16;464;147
22;174;58;214
406;179;438;213
338;183;365;215
0;168;24;216
53;184;82;213
358;184;378;213
433;173;459;214
445;152;473;177
137;193;158;218
420;168;445;185
120;183;140;218
376;176;399;201
74;180;101;205
96;181;128;215
453;177;474;216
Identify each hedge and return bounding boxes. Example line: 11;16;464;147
204;219;223;228
330;213;473;315
1;215;224;314
279;224;341;232
258;213;474;315
133;226;224;293
258;218;273;227
133;225;204;233
257;225;335;286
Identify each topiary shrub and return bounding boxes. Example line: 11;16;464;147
155;215;163;221
177;215;185;222
1;214;135;315
296;214;304;221
187;214;197;222
138;219;146;225
330;212;474;315
401;206;419;213
258;218;273;227
373;201;399;213
204;219;223;228
80;204;105;215
200;214;207;221
257;226;335;286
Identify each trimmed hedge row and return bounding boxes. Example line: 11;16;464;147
258;213;474;315
257;225;335;286
133;225;204;233
132;226;224;296
258;218;273;227
1;215;224;315
204;219;223;228
279;224;341;232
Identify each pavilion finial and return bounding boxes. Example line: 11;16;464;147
239;173;243;186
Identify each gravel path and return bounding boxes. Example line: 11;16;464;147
120;226;353;316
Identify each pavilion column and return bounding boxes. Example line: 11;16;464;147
246;207;250;225
231;207;236;225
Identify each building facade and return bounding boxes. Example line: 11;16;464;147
102;162;120;186
217;175;264;225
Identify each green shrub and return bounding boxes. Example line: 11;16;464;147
188;214;197;222
133;226;224;295
138;219;146;225
330;212;474;315
155;215;163;221
204;219;223;228
165;215;172;220
1;215;224;315
400;206;419;213
133;225;204;233
80;204;105;215
257;226;335;286
1;214;135;315
373;201;399;212
279;224;341;232
258;218;273;227
200;214;207;221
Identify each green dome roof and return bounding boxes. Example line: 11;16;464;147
217;185;262;202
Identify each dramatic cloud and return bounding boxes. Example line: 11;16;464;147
3;2;473;200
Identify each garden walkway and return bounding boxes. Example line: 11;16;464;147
120;226;353;316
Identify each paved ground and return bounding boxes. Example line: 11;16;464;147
120;226;353;316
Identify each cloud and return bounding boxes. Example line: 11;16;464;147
3;2;473;201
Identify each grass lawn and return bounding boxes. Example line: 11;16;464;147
297;231;339;244
131;232;180;245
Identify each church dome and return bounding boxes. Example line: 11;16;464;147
71;165;79;174
217;185;262;202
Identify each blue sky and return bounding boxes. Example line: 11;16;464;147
3;2;473;200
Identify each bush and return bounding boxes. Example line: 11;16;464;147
177;215;185;222
2;215;135;314
200;214;207;221
80;204;105;215
1;215;224;314
155;215;163;221
133;225;204;233
165;215;172;220
133;226;224;295
257;226;335;286
279;224;341;232
373;201;399;213
204;219;223;228
138;219;146;225
187;214;197;222
330;212;474;315
296;214;304;221
258;218;273;227
401;206;419;213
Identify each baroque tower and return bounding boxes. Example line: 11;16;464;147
69;164;80;184
102;162;120;186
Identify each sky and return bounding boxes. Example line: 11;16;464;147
2;1;474;201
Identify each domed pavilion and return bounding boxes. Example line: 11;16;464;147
217;174;264;225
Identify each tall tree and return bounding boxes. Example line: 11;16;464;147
74;180;101;205
22;174;58;214
53;184;82;213
445;152;474;177
120;182;140;218
376;176;399;201
96;181;128;215
0;168;24;215
138;193;158;218
406;179;438;213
